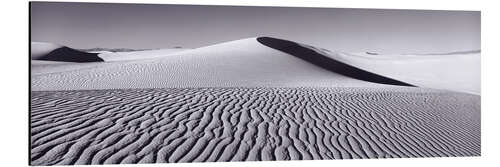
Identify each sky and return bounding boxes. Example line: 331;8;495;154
30;2;480;54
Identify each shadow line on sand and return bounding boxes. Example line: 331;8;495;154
257;37;414;87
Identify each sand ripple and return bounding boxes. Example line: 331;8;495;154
30;88;480;165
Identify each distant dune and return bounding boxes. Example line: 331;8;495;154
38;47;104;62
30;37;480;165
31;42;103;62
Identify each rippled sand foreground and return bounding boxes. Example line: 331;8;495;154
30;87;480;165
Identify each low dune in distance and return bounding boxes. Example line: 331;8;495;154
31;42;103;62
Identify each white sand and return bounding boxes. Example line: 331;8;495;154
31;38;392;91
30;37;480;165
98;48;188;61
315;49;480;94
31;38;480;94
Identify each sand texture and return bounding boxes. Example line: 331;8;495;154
31;88;480;165
30;37;481;165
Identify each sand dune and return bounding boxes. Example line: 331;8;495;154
31;42;187;62
257;37;413;86
30;87;480;165
39;47;104;62
31;37;479;94
288;40;480;94
31;38;393;91
31;42;104;62
334;51;480;94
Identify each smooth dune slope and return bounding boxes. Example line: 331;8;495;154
31;88;480;165
257;37;413;87
335;51;480;94
31;38;395;91
281;38;480;94
98;48;188;61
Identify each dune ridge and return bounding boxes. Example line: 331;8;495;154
30;87;480;165
257;37;414;87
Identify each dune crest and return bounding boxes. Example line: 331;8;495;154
257;37;414;87
257;36;479;94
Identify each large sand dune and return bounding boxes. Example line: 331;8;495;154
31;37;479;94
31;88;480;165
31;38;394;91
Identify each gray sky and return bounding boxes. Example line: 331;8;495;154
30;2;480;54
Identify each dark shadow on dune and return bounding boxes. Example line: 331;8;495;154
257;37;414;87
38;47;104;62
